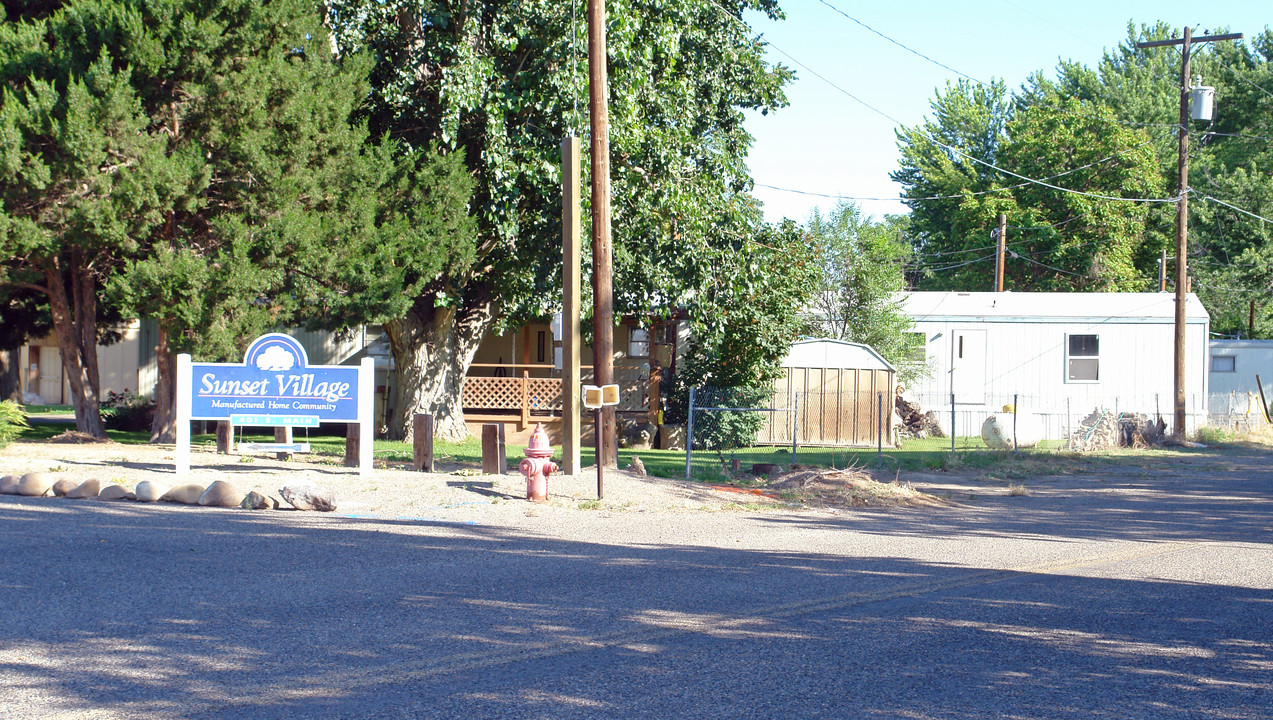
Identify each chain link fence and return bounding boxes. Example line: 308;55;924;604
681;386;1260;473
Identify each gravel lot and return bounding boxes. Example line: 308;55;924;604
2;439;1271;719
0;440;783;519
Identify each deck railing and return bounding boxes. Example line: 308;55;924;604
462;363;649;428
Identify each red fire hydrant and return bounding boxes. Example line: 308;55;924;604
519;423;558;503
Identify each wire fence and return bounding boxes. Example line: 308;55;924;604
682;386;1267;471
908;391;1205;449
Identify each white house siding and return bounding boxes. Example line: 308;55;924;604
1207;340;1273;427
901;292;1210;440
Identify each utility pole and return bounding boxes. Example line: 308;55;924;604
1158;249;1167;292
994;213;1007;292
1137;27;1242;440
588;0;617;467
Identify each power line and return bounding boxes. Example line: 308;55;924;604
759;129;1171;206
814;0;986;85
1197;192;1273;223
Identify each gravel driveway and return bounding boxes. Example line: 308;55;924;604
1;441;1271;719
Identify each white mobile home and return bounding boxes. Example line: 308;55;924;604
1207;339;1273;426
900;291;1210;440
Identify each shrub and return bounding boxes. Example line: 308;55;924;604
0;400;30;447
100;389;155;432
685;386;769;451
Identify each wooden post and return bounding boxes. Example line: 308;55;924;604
344;423;359;467
1250;298;1257;338
588;0;616;468
562;136;583;476
216;420;232;454
995;213;1006;292
1172;27;1192;441
482;423;506;474
520;370;530;430
413;413;434;472
273;426;292;461
648;366;661;426
1159;249;1167;292
1137;28;1243;440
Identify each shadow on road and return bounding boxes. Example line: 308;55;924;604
1;481;1271;719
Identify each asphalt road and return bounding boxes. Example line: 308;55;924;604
2;448;1271;719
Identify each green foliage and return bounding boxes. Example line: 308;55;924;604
686;387;769;451
805;202;917;374
325;0;796;436
0;399;29;447
99;388;153;431
908;21;1273;337
895;77;1166;291
660;220;820;432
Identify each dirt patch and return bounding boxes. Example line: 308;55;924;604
767;467;945;509
49;430;113;444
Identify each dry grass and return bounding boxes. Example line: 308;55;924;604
768;465;944;509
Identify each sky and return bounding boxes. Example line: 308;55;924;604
742;0;1271;225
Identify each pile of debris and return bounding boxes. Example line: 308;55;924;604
894;390;945;440
1068;409;1167;451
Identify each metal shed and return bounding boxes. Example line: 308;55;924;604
758;339;896;447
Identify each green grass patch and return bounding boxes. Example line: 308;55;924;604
16;418;1271;484
20;404;73;416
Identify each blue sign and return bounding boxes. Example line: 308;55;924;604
190;334;361;422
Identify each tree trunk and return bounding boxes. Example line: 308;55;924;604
150;323;177;443
383;290;495;443
0;347;18;401
45;267;106;437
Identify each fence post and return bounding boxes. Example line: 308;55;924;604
1066;397;1072;451
685;387;696;480
481;423;506;474
791;391;799;464
877;392;883;463
1012;393;1018;452
413;413;434;472
950;393;956;453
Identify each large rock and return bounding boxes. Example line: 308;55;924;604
16;472;54;497
279;484;337;512
65;479;102;499
97;485;135;501
198;480;245;508
240;491;279;510
51;478;78;497
159;484;205;505
0;475;19;494
981;413;1042;450
134;481;169;503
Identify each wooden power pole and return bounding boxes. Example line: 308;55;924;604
994;213;1006;292
561;137;582;475
588;0;617;467
1137;27;1242;440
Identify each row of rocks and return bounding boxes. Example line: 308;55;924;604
0;472;336;512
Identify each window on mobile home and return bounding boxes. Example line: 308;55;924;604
1211;355;1236;372
1067;334;1099;382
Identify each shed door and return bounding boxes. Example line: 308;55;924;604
38;346;63;404
951;329;986;404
